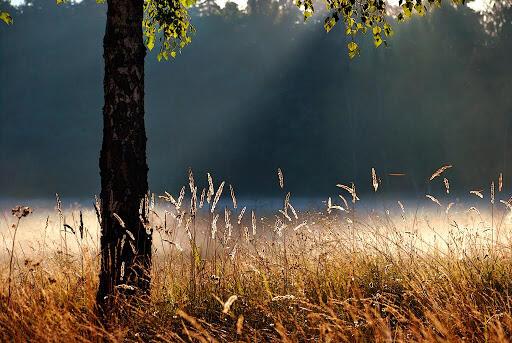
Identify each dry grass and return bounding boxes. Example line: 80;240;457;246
2;171;512;342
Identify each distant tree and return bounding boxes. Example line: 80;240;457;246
197;0;221;15
473;0;512;35
222;1;242;18
247;0;279;17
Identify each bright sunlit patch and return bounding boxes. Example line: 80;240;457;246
387;0;490;12
467;0;493;13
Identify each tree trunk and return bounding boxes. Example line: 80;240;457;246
97;0;151;312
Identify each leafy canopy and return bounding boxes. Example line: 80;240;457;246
144;0;470;59
51;0;195;60
299;0;469;58
143;0;196;61
5;0;470;58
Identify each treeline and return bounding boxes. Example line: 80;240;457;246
0;0;511;198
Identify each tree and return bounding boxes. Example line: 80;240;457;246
96;0;193;313
96;0;151;311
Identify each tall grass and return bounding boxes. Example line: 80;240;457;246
1;169;512;342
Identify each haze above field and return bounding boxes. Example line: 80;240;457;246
1;0;511;199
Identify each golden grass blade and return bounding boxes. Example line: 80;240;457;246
177;186;186;210
327;197;345;212
430;164;453;181
229;244;237;260
251;210;257;235
190;186;197;216
293;221;307;231
236;315;244;335
443;178;450;194
274;217;284;237
211;181;225;213
159;191;178;208
338;194;349;210
279;209;292;222
113;213;126;228
188;168;195;194
470;190;484;199
467;206;481;215
336;183;360;203
371;168;379;192
229;184;237;209
243;226;249;243
426;195;442;207
277;168;284;189
446;202;455;214
284;192;290;215
199;188;205;209
499;173;503;192
211;213;219;240
500;199;512;211
237;206;246;225
184;216;192;240
397;201;405;213
207;172;214;204
225;208;232;241
222;295;238;314
287;202;298;219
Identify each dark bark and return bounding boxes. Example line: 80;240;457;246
96;0;151;312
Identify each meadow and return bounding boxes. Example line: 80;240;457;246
1;169;512;342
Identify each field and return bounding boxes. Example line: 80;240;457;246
2;172;512;342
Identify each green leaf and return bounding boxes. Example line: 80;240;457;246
374;35;383;47
324;17;336;33
414;4;426;16
347;41;359;59
147;34;155;51
402;4;412;18
348;41;358;52
383;23;394;37
181;0;196;7
0;11;13;25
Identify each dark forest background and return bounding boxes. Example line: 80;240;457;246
1;0;511;199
